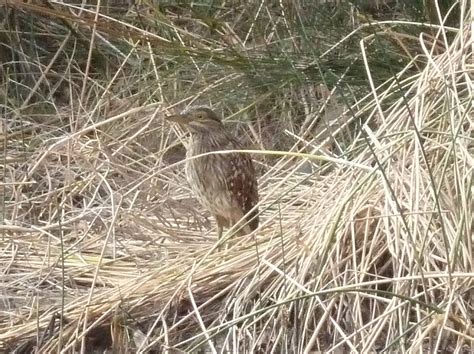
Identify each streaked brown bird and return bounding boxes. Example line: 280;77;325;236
166;106;259;239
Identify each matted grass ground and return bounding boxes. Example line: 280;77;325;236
1;1;472;352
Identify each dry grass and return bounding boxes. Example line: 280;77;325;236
1;1;473;353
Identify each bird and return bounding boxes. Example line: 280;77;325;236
166;106;259;240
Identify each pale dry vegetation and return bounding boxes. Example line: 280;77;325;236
0;1;472;353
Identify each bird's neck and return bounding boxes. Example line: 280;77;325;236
189;131;229;153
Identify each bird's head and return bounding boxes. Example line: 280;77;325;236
166;106;224;134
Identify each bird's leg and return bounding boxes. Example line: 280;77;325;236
217;222;223;241
215;215;225;250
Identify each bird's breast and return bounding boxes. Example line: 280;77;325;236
185;139;235;214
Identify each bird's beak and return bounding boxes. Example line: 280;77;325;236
165;113;191;125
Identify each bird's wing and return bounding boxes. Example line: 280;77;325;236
226;148;259;231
